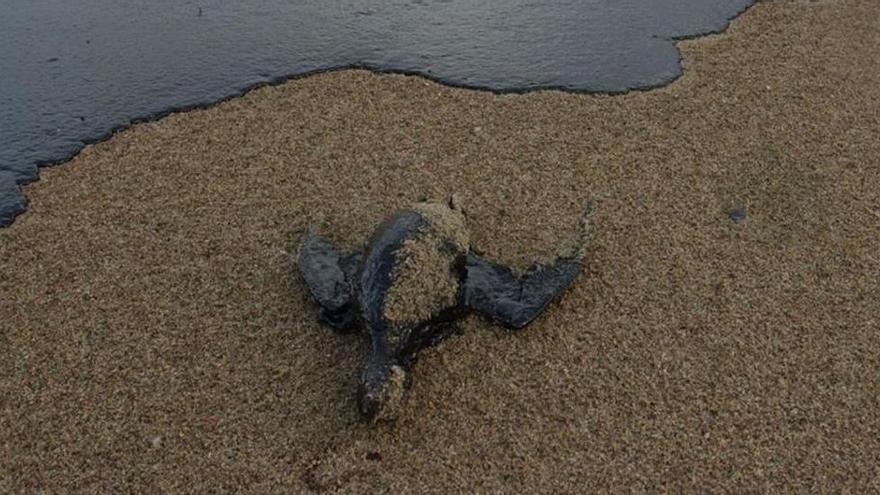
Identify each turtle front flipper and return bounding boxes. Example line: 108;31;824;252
463;253;582;329
463;201;595;329
297;231;362;332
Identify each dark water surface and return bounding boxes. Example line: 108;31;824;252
0;0;755;226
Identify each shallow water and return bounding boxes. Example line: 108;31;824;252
0;0;754;226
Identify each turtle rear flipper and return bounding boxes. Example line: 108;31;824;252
297;232;362;332
463;253;582;329
464;201;595;329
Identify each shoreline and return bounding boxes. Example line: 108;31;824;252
0;0;758;225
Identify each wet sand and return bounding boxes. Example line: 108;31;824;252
1;0;879;491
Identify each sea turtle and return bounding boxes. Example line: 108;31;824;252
297;197;595;422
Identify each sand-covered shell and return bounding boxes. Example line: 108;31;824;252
381;202;469;328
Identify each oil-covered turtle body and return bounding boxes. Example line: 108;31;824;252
297;198;595;422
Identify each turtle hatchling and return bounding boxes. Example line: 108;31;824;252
297;197;596;422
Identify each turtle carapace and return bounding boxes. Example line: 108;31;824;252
297;197;595;422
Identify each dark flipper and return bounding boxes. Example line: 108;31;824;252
297;231;362;332
464;254;581;329
464;201;595;329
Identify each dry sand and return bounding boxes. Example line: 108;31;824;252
1;0;879;491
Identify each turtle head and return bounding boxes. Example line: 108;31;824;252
357;357;408;423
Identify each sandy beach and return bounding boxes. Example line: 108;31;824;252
2;0;879;491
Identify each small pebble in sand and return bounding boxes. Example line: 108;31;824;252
729;207;747;223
